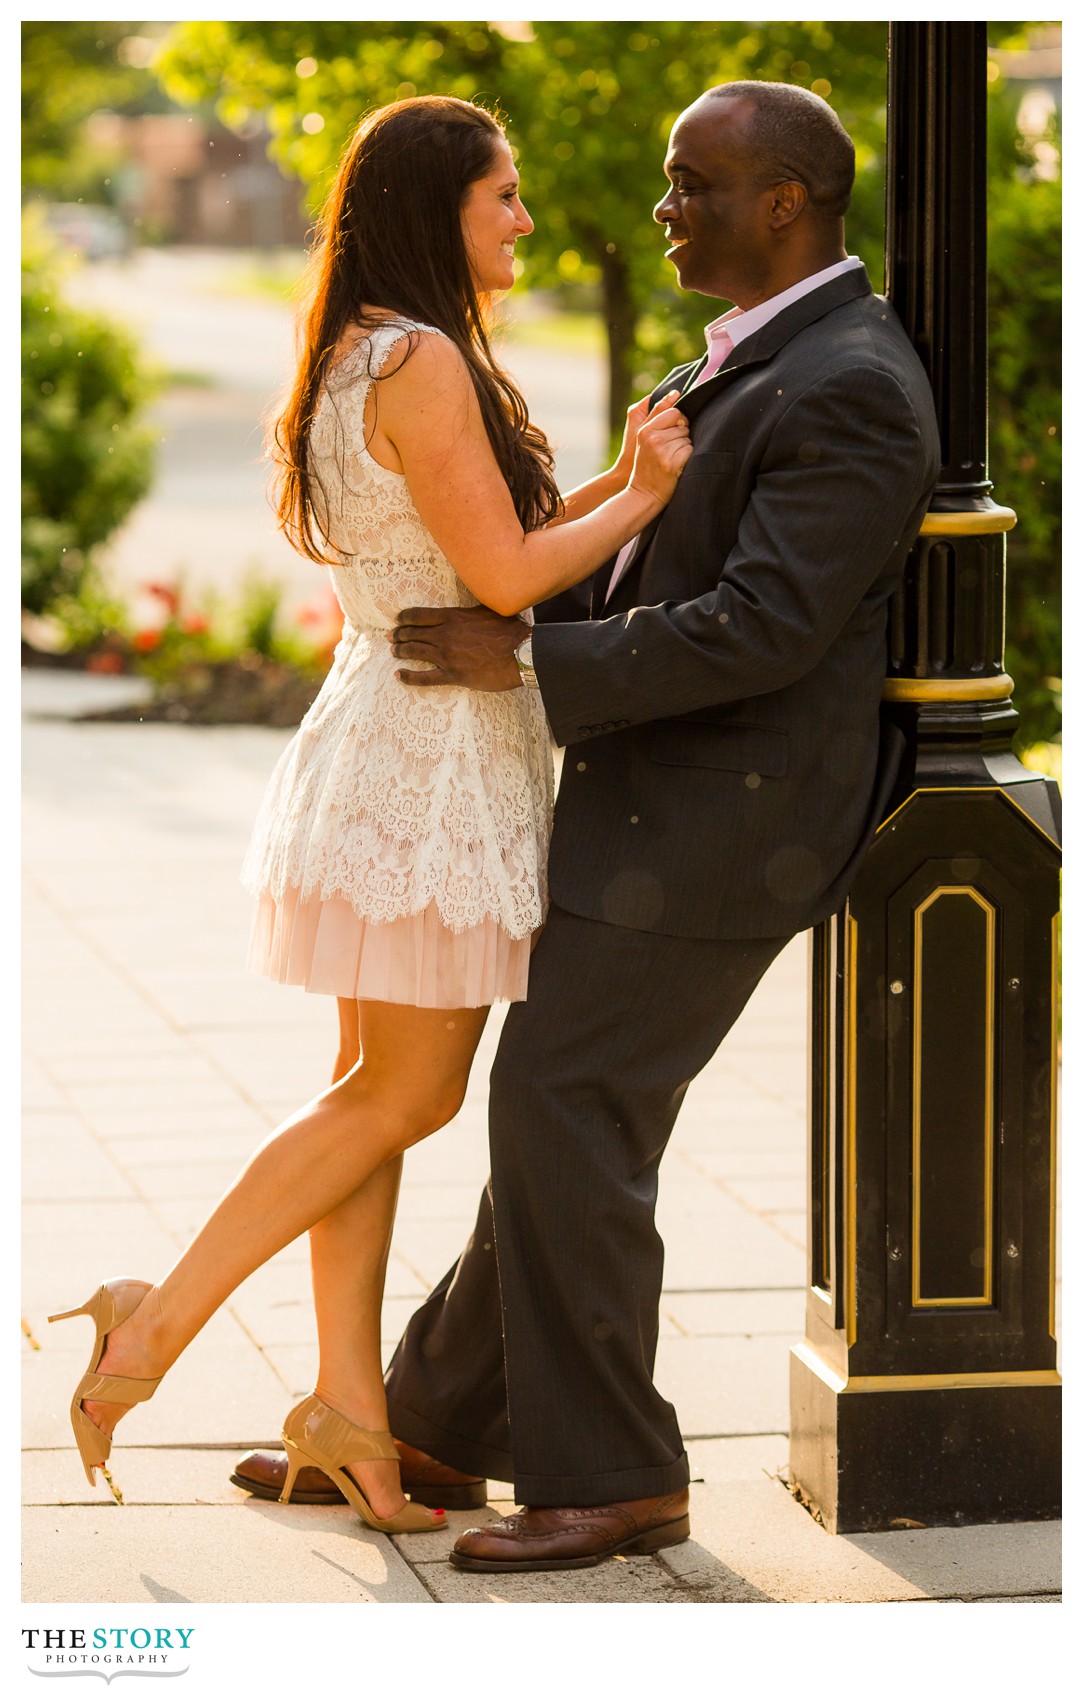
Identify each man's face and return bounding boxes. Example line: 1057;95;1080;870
653;98;775;305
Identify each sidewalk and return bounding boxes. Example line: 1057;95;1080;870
21;671;1061;1605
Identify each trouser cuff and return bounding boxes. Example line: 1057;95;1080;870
385;1392;514;1485
513;1449;690;1508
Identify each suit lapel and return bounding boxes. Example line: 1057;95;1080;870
590;351;721;616
591;266;872;618
590;357;700;617
678;264;872;425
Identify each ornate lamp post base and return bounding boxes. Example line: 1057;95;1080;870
790;1358;1060;1533
786;25;1061;1526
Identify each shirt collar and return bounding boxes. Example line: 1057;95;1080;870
703;255;864;353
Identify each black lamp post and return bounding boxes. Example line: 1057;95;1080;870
788;21;1061;1532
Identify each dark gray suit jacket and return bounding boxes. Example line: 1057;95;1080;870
532;264;940;939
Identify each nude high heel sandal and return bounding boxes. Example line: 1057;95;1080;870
280;1395;447;1533
48;1280;162;1485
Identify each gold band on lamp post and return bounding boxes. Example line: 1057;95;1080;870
919;504;1017;535
882;673;1015;703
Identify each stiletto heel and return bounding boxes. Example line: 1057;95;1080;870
279;1439;304;1506
280;1395;446;1534
48;1280;162;1486
47;1303;96;1323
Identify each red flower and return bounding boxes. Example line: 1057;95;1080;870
183;613;210;635
132;629;161;652
140;581;181;614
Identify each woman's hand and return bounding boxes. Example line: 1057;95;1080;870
612;389;679;484
628;397;693;507
612;394;653;483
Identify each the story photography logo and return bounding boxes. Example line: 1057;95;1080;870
21;1623;193;1683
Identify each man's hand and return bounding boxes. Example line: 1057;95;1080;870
392;606;526;691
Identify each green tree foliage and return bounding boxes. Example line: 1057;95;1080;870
21;213;158;612
152;19;1059;741
986;98;1061;746
21;21;170;202
155;19;889;434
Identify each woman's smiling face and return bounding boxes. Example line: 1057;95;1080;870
460;136;534;293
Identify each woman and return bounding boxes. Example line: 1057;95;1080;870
49;95;690;1536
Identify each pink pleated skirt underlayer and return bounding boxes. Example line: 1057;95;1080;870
248;887;531;1009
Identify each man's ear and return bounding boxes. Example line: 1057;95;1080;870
767;179;808;229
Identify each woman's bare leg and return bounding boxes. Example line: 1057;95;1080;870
82;999;489;1499
331;995;362;1084
308;999;408;1516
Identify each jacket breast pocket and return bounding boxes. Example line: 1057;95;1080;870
650;720;789;777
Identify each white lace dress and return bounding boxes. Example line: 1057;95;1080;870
241;319;554;1008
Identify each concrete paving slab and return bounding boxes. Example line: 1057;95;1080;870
25;1310;289;1452
23;1447;265;1507
109;1159;260;1201
657;1200;806;1290
685;1434;789;1484
258;1344;318;1401
23;1222;181;1309
672;1110;806;1155
67;1078;255;1114
22;1502;434;1603
413;1549;691;1604
846;1520;1062;1601
23;1131;138;1203
78;1104;269;1140
720;1175;807;1212
145;1197;239;1244
673;1146;805;1180
386;1217;494;1290
662;1476;1061;1603
225;1259;317;1347
656;1335;790;1437
765;1208;807;1243
397;1132;491;1189
22;1198;182;1245
922;1594;1060;1603
22;1061;70;1112
95;1132;263;1166
382;1253;431;1300
662;1288;805;1338
45;1051;224;1086
394;1184;493;1222
379;1294;432;1343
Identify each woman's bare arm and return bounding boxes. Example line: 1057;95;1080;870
375;336;689;617
549;394;673;526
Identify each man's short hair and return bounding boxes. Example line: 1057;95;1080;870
707;81;856;218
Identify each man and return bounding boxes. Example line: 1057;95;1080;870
233;81;939;1570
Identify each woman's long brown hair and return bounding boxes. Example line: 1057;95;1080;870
270;95;563;563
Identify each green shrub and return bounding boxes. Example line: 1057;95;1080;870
21;211;158;613
987;167;1061;748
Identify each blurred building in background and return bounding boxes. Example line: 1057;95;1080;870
84;112;309;247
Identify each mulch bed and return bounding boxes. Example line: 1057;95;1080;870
22;643;323;728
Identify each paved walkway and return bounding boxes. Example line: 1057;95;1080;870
21;671;1061;1606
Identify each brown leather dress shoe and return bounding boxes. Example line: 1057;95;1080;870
229;1442;488;1511
450;1490;690;1571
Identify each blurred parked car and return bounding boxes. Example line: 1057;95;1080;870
38;203;134;261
